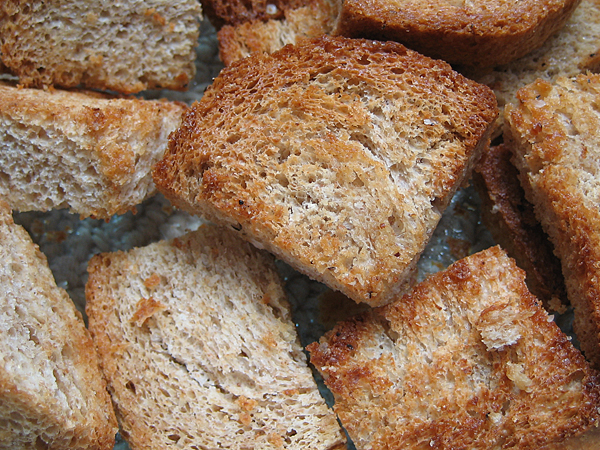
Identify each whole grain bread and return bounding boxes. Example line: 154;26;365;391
200;0;308;29
473;143;568;311
153;35;497;307
217;0;340;66
85;224;347;450
0;0;201;94
0;199;117;450
466;0;600;137
308;246;600;449
0;82;186;219
505;73;600;369
334;0;581;69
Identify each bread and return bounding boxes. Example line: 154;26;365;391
217;0;340;66
153;35;498;307
466;0;600;137
334;0;581;69
308;246;600;449
505;73;600;369
85;224;347;450
200;0;308;29
0;82;186;219
0;0;202;94
473;143;568;311
0;199;117;449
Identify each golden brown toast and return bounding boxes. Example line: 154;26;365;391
308;246;600;449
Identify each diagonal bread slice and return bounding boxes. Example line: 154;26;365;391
0;199;117;449
308;246;600;449
85;224;347;450
473;143;568;311
0;82;186;219
333;0;581;69
505;73;600;369
0;0;202;94
153;35;498;307
217;0;341;66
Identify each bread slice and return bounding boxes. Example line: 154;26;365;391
505;73;600;369
334;0;580;69
0;0;201;94
0;199;117;449
0;82;186;219
200;0;308;29
85;224;347;450
308;246;600;449
467;0;600;137
153;35;498;307
473;143;568;311
217;0;340;66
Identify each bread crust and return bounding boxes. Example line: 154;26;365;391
473;143;568;311
308;246;600;449
334;0;581;68
506;73;600;369
154;35;497;307
0;82;186;219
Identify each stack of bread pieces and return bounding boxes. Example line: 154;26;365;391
3;0;600;449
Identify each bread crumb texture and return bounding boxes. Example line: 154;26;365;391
0;200;117;450
308;246;600;449
0;82;186;219
335;0;581;68
85;224;346;449
154;35;497;307
0;0;202;93
506;73;600;370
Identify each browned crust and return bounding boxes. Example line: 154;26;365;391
473;143;568;310
154;35;497;306
308;246;600;449
506;74;600;369
334;0;582;68
200;0;308;29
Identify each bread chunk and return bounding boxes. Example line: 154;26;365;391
308;246;600;449
217;0;340;66
0;82;186;219
85;224;346;450
153;35;497;307
200;0;308;29
0;200;117;449
334;0;580;69
467;0;600;137
506;73;600;369
473;143;568;311
0;0;201;94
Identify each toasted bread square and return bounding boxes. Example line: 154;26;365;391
308;246;600;449
153;35;497;307
0;0;201;94
0;83;186;219
334;0;580;68
0;200;117;449
85;224;346;450
506;73;600;369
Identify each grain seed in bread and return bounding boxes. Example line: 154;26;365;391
153;35;497;307
0;199;117;450
506;73;600;369
0;82;186;219
308;246;600;449
85;224;347;450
